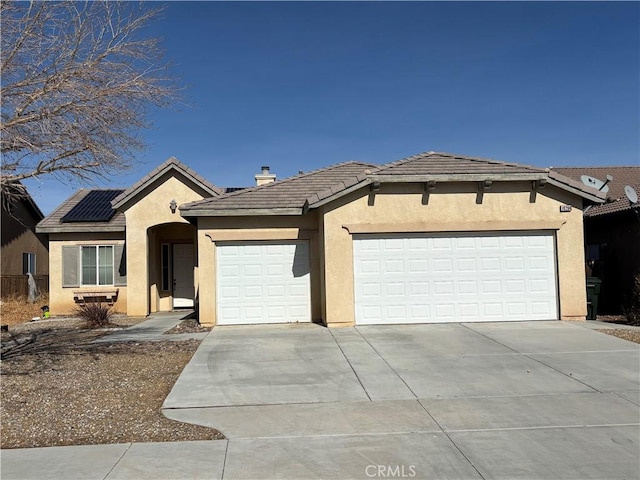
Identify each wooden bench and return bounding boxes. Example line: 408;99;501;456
73;289;119;306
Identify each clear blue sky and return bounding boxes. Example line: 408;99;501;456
26;1;640;215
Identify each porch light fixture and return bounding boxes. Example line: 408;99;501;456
169;199;177;214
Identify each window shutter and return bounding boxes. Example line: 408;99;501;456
62;246;79;287
114;244;127;286
23;253;29;275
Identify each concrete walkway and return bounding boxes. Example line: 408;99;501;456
3;321;639;479
94;311;209;343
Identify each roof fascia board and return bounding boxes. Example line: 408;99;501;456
545;178;605;203
179;208;302;217
36;225;125;234
368;173;546;182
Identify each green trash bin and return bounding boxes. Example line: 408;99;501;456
586;277;602;320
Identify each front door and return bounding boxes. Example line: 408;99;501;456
172;243;194;308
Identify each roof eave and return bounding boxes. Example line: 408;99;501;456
36;225;126;234
545;177;605;203
367;172;547;183
179;207;303;217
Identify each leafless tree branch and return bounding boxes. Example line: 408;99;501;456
0;0;179;203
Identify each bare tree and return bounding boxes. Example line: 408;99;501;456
0;1;178;203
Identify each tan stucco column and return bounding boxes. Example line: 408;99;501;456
197;232;217;327
556;209;588;320
322;223;356;327
125;225;149;316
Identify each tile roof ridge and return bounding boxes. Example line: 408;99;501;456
373;151;544;173
553;165;640;170
372;151;435;171
452;152;545;171
213;161;378;200
112;157;222;207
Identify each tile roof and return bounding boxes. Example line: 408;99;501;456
371;151;547;175
182;151;606;215
111;157;222;209
37;189;126;233
552;166;640;217
181;162;377;215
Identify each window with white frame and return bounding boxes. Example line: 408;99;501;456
81;245;113;285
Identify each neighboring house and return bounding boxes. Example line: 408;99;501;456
552;166;640;315
1;184;49;298
38;151;605;326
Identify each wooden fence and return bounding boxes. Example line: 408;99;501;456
0;275;49;299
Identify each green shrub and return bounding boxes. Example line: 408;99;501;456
623;274;640;326
75;301;113;328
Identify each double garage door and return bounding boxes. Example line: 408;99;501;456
354;231;558;324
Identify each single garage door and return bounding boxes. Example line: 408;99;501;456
216;241;311;325
353;232;558;324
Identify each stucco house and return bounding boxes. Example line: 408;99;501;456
1;184;49;298
37;151;605;326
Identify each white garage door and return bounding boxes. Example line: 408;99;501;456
353;232;558;324
216;241;311;325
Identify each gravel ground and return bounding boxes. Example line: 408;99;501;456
1;326;223;449
598;328;640;344
164;318;212;335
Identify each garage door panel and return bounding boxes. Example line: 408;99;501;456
217;241;311;325
354;232;558;324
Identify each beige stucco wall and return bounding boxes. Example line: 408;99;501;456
122;173;207;316
321;182;587;326
196;214;320;327
48;232;127;314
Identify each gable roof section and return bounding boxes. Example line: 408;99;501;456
37;189;126;233
371;151;545;177
111;157;223;210
552;166;640;217
308;152;606;208
181;162;377;216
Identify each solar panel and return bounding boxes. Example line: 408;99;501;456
224;186;248;193
61;190;124;223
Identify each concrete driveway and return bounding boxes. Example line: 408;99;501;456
163;321;640;479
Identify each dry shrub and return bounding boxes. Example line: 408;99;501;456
75;301;114;328
0;294;50;326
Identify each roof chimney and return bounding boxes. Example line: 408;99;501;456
255;165;276;186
